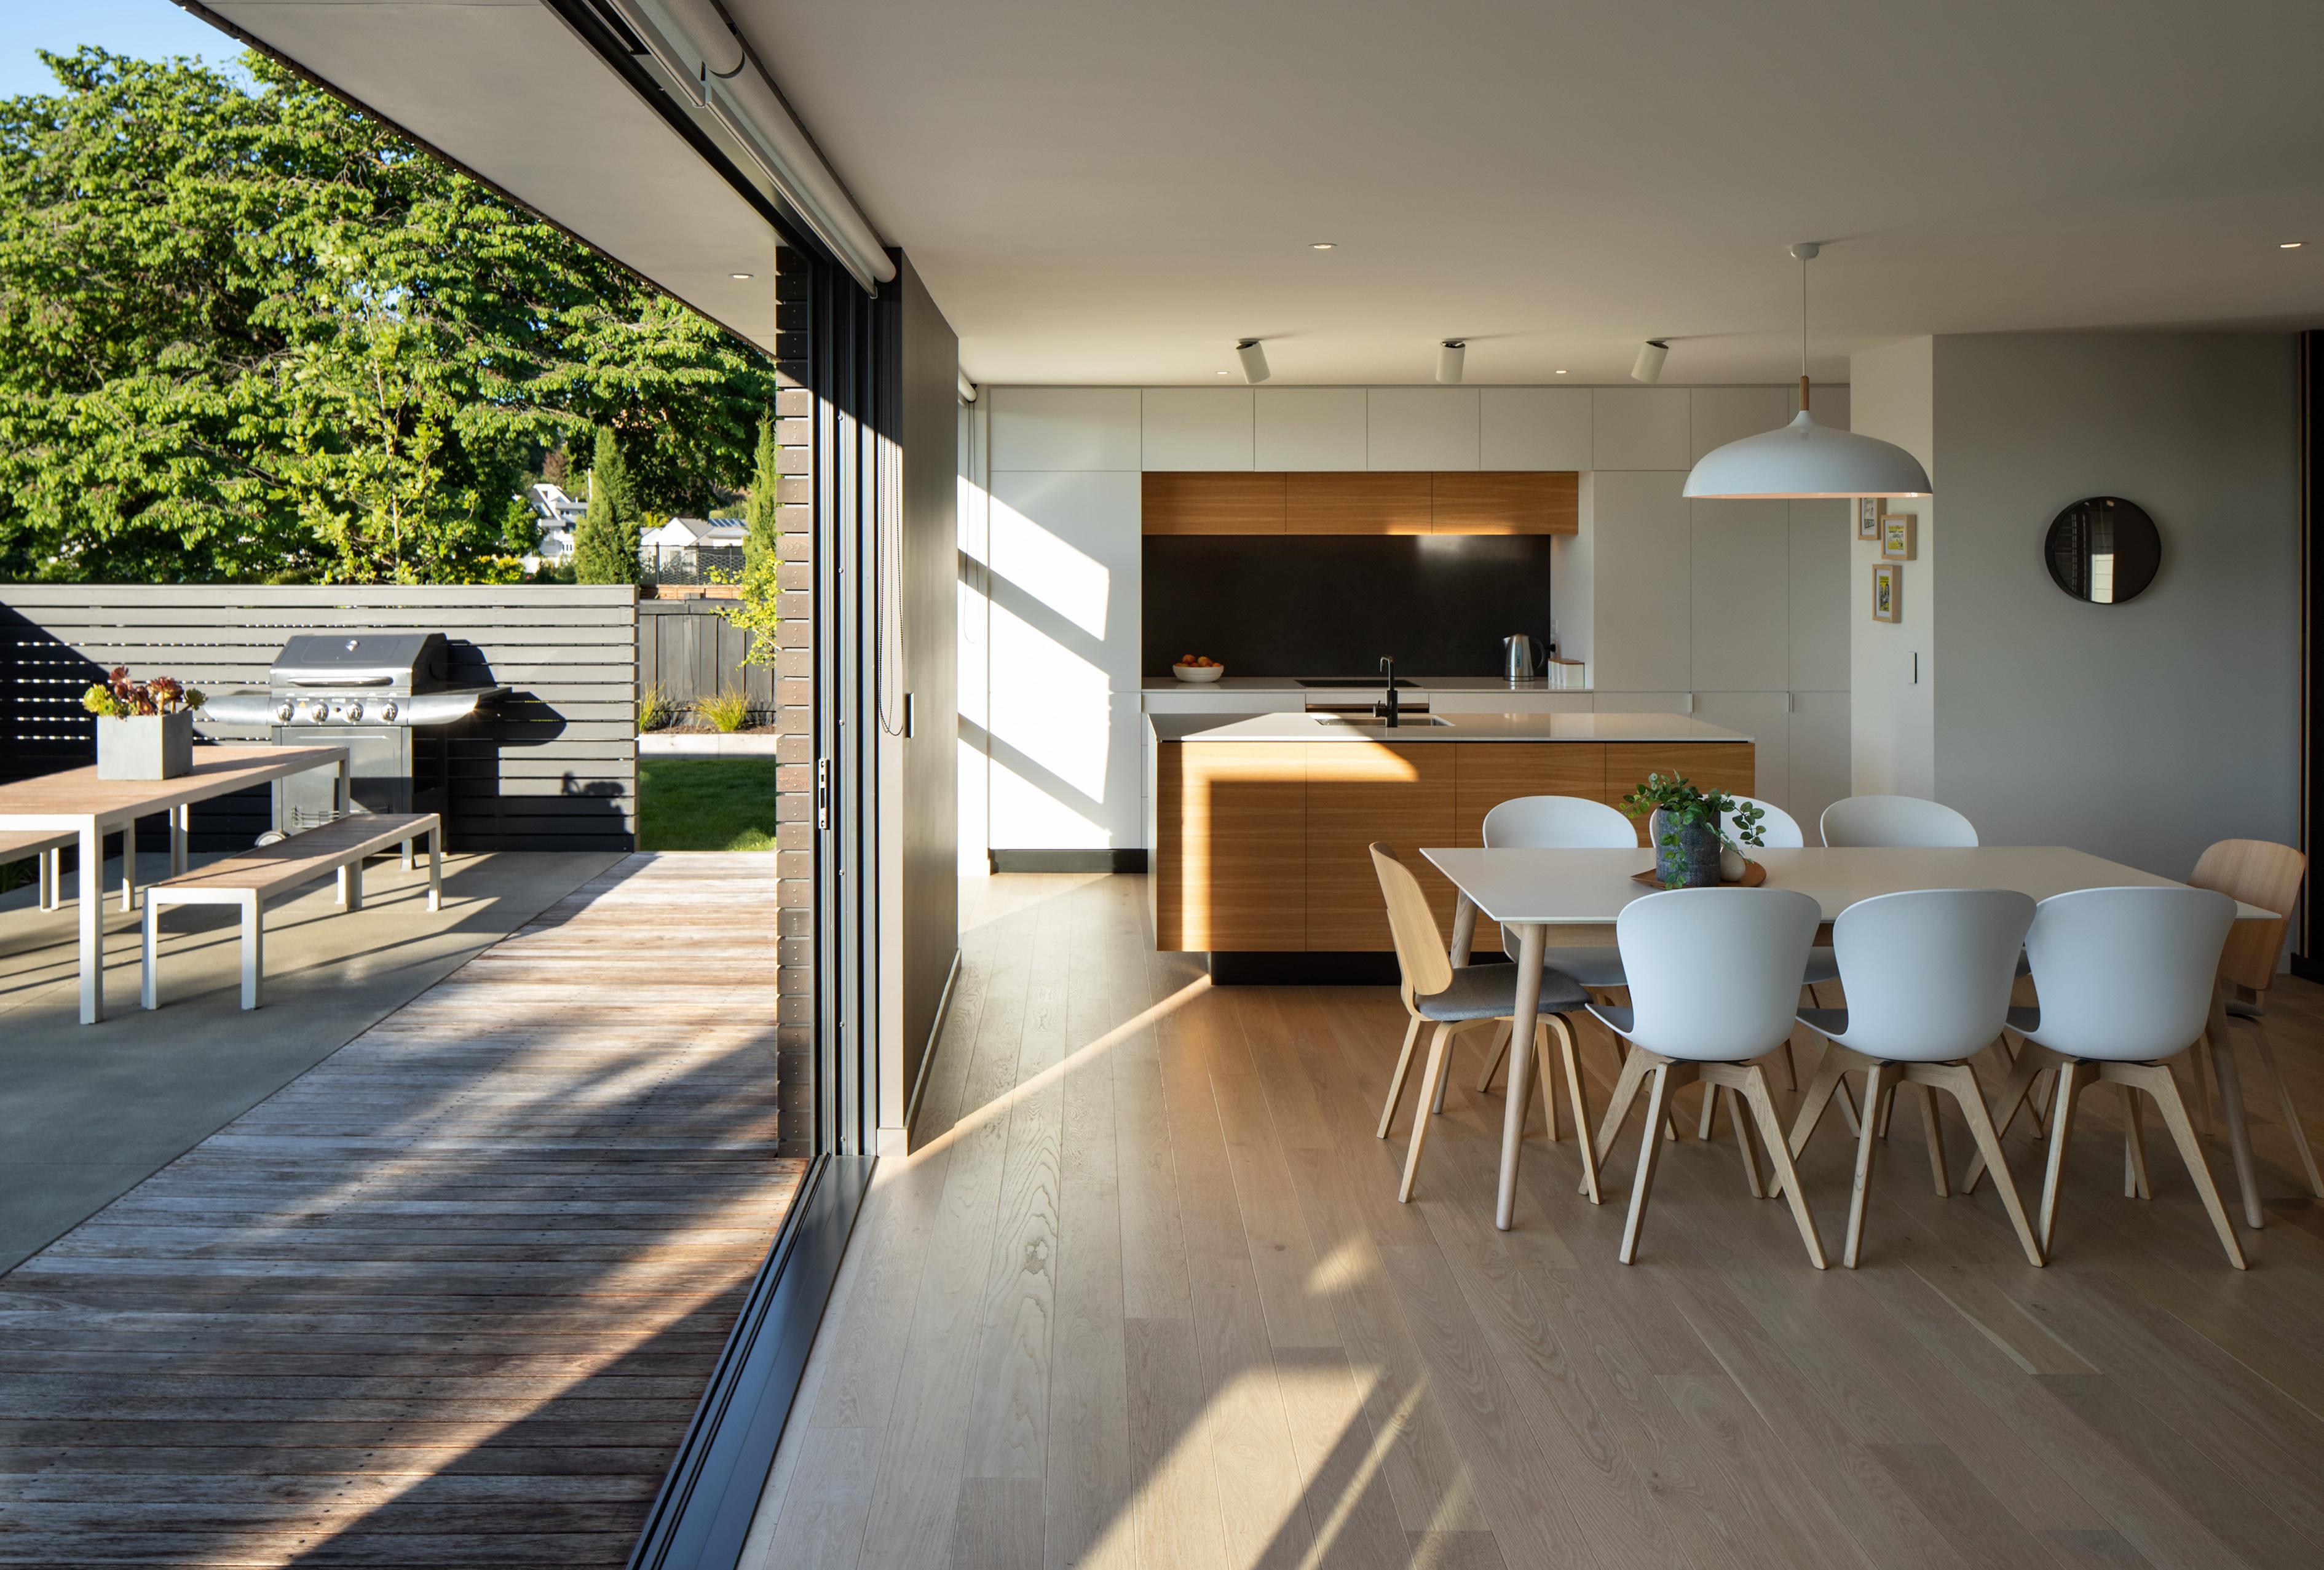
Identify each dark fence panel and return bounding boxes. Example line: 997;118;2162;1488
638;600;775;725
0;585;638;852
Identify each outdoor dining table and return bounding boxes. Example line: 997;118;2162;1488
1422;844;2279;1232
0;744;349;1024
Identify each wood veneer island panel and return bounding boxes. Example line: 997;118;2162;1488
1152;734;1753;953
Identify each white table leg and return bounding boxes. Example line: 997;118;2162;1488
141;898;160;1010
119;820;136;912
78;823;104;1024
336;755;352;818
1449;893;1477;967
1496;921;1548;1230
241;893;263;1010
427;828;441;912
170;803;188;876
346;858;364;913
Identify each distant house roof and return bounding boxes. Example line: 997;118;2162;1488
526;483;586;525
642;517;748;547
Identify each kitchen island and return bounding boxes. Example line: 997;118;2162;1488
1147;710;1753;959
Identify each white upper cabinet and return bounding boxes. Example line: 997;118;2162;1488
1590;388;1691;470
990;387;1141;471
1140;387;1254;470
1589;470;1692;691
1367;387;1480;470
1254;388;1367;470
1690;499;1790;692
1787;499;1850;691
1688;387;1791;462
1480;388;1591;469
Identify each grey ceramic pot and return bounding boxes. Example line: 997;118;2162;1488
1650;810;1723;888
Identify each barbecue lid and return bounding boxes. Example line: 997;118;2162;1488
270;632;450;688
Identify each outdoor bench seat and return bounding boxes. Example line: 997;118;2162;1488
141;812;440;1011
0;829;76;912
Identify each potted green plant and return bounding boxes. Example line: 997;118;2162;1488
1618;772;1764;888
83;667;206;781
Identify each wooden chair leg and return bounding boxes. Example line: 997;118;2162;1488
1618;1064;1675;1265
1923;1063;2044;1266
1781;1037;1799;1092
2037;1061;2084;1254
2123;1087;2151;1200
1876;1080;1898;1140
1375;1014;1423;1140
1918;1083;1951;1198
1962;1042;2057;1194
2109;1062;2246;1269
1398;1025;1456;1202
1591;1042;1654;1182
1550;1014;1600;1205
1530;1022;1560;1144
2247;1024;2324;1199
1475;1021;1512;1095
1697;1077;1721;1141
1843;1062;1888;1267
1728;1087;1765;1199
1734;1065;1826;1269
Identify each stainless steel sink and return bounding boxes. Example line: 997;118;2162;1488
1313;714;1453;728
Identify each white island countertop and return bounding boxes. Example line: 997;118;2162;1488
1147;711;1751;744
1140;675;1587;693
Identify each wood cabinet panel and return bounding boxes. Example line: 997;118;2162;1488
1305;743;1456;950
1153;743;1306;950
1453;743;1607;951
1140;472;1286;534
1431;472;1579;534
1285;472;1433;535
1603;743;1756;847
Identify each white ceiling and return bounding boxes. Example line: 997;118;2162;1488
724;0;2324;384
199;2;2324;387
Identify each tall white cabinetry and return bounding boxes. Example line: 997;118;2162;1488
1586;384;1854;830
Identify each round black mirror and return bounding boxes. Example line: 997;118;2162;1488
2044;496;2160;605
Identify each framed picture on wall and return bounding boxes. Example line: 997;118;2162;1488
1871;562;1902;622
1881;513;1917;561
1857;497;1881;540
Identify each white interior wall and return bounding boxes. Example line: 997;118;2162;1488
1848;337;1939;798
965;383;1856;857
1927;333;2300;875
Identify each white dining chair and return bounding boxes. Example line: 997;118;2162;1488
1586;887;1828;1266
1466;795;1638;1104
1722;795;1804;849
1784;889;2044;1267
1962;886;2245;1268
1819;794;1980;848
1370;844;1604;1204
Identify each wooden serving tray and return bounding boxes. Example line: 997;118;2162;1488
1630;860;1766;890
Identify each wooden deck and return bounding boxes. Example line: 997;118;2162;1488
0;852;802;1569
748;871;2324;1570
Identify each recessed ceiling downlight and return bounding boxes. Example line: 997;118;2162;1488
2282;242;2306;250
730;272;755;279
1311;242;1336;250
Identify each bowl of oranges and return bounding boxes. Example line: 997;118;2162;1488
1172;655;1225;683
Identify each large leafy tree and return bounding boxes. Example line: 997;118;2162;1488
0;48;777;583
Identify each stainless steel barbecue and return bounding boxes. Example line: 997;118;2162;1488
205;632;504;832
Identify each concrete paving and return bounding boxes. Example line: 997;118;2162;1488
0;848;620;1271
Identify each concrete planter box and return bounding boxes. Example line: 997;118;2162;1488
97;710;195;780
639;731;782;758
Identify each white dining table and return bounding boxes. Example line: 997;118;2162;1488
1422;844;2277;1232
0;745;350;1024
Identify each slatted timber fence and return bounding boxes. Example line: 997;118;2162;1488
638;598;775;725
1;584;638;852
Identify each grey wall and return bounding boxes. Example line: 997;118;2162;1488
1;584;638;852
1930;333;2301;876
896;256;960;1104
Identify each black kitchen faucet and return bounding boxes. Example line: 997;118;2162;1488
1375;656;1399;728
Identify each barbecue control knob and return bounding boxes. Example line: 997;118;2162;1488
381;700;398;722
275;700;294;723
344;701;364;723
306;700;330;723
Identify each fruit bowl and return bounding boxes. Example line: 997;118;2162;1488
1172;662;1225;683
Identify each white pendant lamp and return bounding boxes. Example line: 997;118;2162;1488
1683;244;1931;499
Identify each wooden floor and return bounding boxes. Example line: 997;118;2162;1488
748;871;2324;1570
0;852;804;1569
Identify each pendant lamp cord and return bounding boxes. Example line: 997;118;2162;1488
1795;244;1813;413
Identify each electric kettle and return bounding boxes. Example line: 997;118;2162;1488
1502;633;1546;685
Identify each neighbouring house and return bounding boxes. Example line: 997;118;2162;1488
526;483;587;530
639;516;748;553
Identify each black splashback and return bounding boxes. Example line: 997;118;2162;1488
1142;534;1554;677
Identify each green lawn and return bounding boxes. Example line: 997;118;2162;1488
638;758;780;852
